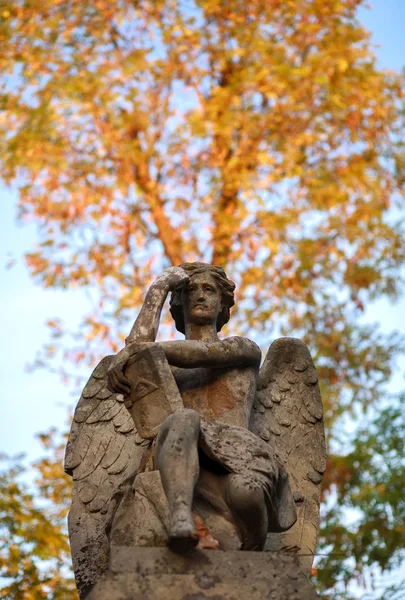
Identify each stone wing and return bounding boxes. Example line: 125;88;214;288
250;337;326;575
64;355;148;597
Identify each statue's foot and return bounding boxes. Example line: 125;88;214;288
168;521;199;554
193;511;219;550
168;503;198;554
197;534;219;550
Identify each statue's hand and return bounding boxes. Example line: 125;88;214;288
155;266;190;291
107;347;132;396
107;342;156;395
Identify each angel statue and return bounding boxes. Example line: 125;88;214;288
65;263;326;598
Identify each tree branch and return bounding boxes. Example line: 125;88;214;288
129;135;184;265
212;187;238;266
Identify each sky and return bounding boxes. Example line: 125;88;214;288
0;1;404;462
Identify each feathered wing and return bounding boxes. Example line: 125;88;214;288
250;337;326;575
64;355;148;597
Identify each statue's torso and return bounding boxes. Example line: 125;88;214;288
172;365;257;429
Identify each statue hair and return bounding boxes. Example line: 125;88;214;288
169;262;236;334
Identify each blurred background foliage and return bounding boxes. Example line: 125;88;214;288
0;0;404;598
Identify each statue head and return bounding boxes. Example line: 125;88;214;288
169;262;235;334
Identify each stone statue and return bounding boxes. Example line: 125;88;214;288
65;264;326;598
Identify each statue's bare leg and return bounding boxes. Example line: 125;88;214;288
225;474;268;551
156;408;200;553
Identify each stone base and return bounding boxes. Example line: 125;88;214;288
86;546;319;599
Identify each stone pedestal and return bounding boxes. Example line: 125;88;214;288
87;546;319;600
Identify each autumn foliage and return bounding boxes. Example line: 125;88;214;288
0;0;404;598
0;431;76;599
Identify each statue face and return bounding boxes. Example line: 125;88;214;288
182;272;222;327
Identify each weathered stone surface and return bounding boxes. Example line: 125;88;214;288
111;471;170;549
124;345;183;439
253;338;326;574
65;264;326;597
87;547;319;600
111;471;241;551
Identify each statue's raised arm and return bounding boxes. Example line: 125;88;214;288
126;266;190;344
105;267;190;396
65;262;326;598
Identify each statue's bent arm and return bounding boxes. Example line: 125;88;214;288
156;337;261;369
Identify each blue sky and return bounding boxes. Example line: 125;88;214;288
1;0;404;463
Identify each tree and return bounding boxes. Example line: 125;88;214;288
0;431;77;599
0;0;404;597
316;393;405;599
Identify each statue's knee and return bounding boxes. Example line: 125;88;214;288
227;475;264;513
165;408;200;431
157;409;200;448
